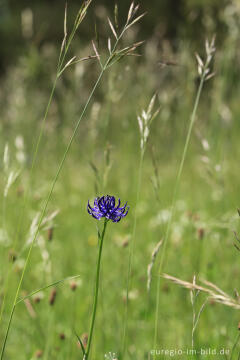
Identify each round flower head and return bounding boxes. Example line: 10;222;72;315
87;195;129;223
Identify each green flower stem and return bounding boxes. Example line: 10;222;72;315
85;218;108;360
0;14;137;358
0;67;106;360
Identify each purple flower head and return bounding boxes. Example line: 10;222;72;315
87;195;129;223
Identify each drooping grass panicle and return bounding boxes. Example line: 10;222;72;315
163;273;240;309
191;288;209;347
0;1;96;298
58;0;94;74
0;4;145;358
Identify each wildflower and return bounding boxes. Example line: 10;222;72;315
85;196;128;359
87;195;129;223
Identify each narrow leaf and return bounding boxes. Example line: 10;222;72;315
71;55;97;65
205;72;216;81
114;3;118;28
108;37;112;54
74;329;86;356
195;52;203;68
126;12;146;30
108;17;118;40
16;275;81;305
95;21;99;48
92;40;100;60
57;56;76;77
127;2;135;23
60;2;68;54
64;3;67;39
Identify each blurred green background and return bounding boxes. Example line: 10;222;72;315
0;0;238;70
1;1;240;359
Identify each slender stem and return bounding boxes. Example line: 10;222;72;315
0;9;85;326
0;18;131;358
0;77;58;328
153;73;205;358
122;149;144;356
0;67;105;360
85;219;108;360
0;76;58;345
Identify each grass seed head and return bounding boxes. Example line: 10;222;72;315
49;288;57;306
59;333;65;340
70;281;77;291
197;228;205;240
8;249;17;263
47;227;54;241
35;350;43;358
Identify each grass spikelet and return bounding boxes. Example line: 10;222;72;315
163;274;240;310
147;240;163;292
49;288;57;306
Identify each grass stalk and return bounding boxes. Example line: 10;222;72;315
153;70;206;357
0;21;131;358
0;66;105;360
0;9;76;325
0;78;58;325
122;93;159;356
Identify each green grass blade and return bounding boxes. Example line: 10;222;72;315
15;275;81;305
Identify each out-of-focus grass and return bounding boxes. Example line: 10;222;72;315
1;3;240;359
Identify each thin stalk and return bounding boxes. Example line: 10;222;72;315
0;6;88;325
0;177;14;326
0;68;57;327
10;21;75;250
153;72;206;357
85;218;108;360
0;26;127;358
0;67;105;360
122;149;144;355
13;73;58;251
0;77;57;331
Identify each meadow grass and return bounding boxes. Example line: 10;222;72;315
1;1;240;360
